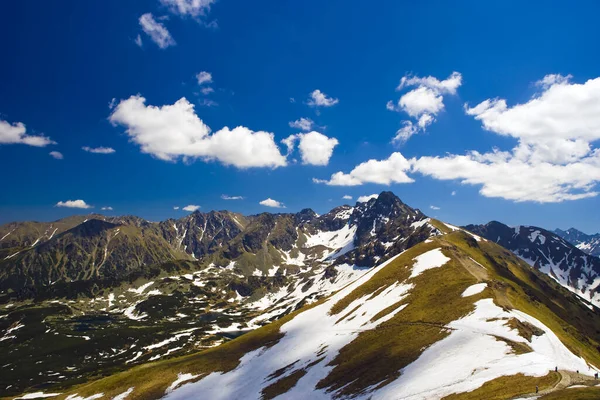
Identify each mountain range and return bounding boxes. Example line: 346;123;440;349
1;192;600;399
555;228;600;257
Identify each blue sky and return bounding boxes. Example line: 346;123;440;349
1;0;600;233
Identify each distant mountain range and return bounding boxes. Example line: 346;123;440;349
2;192;600;399
465;222;600;306
555;227;600;257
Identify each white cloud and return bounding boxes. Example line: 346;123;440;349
342;195;353;200
411;74;600;202
289;97;296;103
451;191;456;196
392;121;418;144
259;198;285;208
323;76;600;203
183;204;201;211
109;98;117;109
399;86;444;118
200;87;214;95
357;194;378;203
109;95;287;168
221;195;243;200
101;206;113;211
398;71;462;95
139;13;175;49
283;131;338;166
160;0;216;17
135;34;143;47
56;200;93;209
288;117;314;132
49;151;63;159
196;71;212;85
0;119;55;147
430;205;440;210
314;152;413;186
173;206;180;210
307;90;339;107
82;146;116;154
535;73;572;89
388;72;462;144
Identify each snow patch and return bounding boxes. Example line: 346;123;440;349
410;248;451;278
461;283;487;297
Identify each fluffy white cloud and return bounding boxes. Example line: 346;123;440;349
160;0;215;17
139;13;175;49
342;195;353;200
196;71;212;85
411;74;600;202
307;90;338;107
221;195;243;200
183;204;201;211
289;117;314;132
357;194;378;203
283;131;338;166
399;86;444;118
82;146;115;154
0;119;55;147
56;200;93;209
109;95;287;168
388;72;462;144
259;198;285;208
101;206;113;211
314;152;413;186
49;151;63;159
398;71;462;95
430;205;440;210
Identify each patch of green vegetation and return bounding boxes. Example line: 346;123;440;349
506;317;545;342
492;335;533;355
261;368;307;400
442;372;560;400
539;386;600;399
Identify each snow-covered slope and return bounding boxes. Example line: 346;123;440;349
44;230;600;400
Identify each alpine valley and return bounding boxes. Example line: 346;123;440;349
2;192;600;399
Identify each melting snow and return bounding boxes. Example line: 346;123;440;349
461;283;488;297
127;281;155;295
14;392;61;399
444;223;484;241
410;248;451;278
368;299;597;400
528;230;546;245
167;373;200;393
305;224;357;260
112;387;134;400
